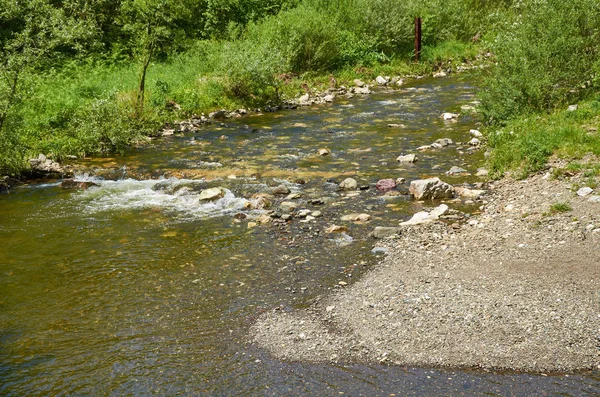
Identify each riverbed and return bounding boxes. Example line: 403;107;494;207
1;76;598;395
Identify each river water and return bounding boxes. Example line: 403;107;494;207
1;77;598;396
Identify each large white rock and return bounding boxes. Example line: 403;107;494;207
409;178;454;200
577;187;594;197
396;154;418;163
454;186;486;199
400;204;449;226
441;112;459;121
339;178;358;190
200;187;226;201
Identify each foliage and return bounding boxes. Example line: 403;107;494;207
479;0;600;124
485;98;600;178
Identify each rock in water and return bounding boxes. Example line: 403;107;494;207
376;179;397;191
409;178;454;200
441;112;459;121
396;154;418;163
200;187;226;201
446;166;469;175
339;178;358;190
272;185;291;195
61;179;98;190
400;204;449;226
371;227;400;239
376;76;390;85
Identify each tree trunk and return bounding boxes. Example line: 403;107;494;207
136;24;154;118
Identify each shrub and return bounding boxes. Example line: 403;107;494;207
479;0;600;124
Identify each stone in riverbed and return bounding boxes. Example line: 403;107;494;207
470;129;483;138
353;86;371;95
341;213;371;222
339;178;358;190
400;204;449;226
200;187;226;201
388;123;406;128
371;227;400;239
396;154;418;163
454;186;486;199
577;187;594;197
318;148;331;156
353;79;365;87
409;178;454;200
446;166;470;176
441;112;459;121
376;179;397;192
325;225;348;233
433;138;453;147
60;179;99;190
376;76;390;85
371;247;389;254
272;185;291;195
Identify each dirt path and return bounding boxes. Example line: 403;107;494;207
251;165;600;372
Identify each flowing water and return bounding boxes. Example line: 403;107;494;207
1;77;598;396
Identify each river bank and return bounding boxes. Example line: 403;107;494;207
251;160;600;373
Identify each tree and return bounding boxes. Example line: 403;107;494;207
0;0;98;173
119;0;192;116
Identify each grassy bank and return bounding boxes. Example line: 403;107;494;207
2;0;599;179
0;0;507;176
479;0;600;178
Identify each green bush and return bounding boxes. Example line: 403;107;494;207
479;0;600;124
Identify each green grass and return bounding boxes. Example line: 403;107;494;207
484;98;600;179
548;202;572;214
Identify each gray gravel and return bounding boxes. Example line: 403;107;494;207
251;167;600;372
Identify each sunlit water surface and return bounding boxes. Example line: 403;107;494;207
1;77;598;396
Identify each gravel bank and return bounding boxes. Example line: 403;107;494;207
251;167;600;372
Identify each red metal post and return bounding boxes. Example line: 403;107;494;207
414;17;422;62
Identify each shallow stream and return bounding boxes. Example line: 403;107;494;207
1;77;598;396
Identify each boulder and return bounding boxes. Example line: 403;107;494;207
396;154;418;163
209;109;228;119
400;204;449;226
353;79;366;87
376;76;390;85
441;112;459;121
280;201;298;211
577;187;594;197
476;168;489;177
325;225;348;233
200;187;226;201
409;178;454;200
353;86;371;95
339;178;358;190
318;148;331;156
376;179;397;191
371;227;400;239
470;129;483;138
454;186;485;199
248;193;272;209
29;154;63;174
60;179;99;190
446;166;469;176
272;184;291;195
433;138;453;147
298;94;310;105
468;138;481;146
387;123;406;128
341;213;371;222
